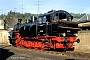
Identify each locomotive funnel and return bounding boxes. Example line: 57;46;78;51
18;19;22;23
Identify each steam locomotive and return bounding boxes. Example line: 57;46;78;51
9;10;80;51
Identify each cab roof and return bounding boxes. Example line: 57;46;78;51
38;10;72;17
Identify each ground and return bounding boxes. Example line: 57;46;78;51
0;45;90;60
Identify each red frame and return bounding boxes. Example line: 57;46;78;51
11;30;77;50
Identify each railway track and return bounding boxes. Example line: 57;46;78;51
0;45;90;60
8;45;90;59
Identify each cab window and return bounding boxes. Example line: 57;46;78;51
38;17;42;23
43;16;46;23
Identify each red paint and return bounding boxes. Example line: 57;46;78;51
10;30;77;50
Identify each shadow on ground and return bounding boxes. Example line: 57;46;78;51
0;47;14;60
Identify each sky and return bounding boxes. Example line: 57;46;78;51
0;0;90;14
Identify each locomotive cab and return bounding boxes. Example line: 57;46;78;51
38;10;79;36
38;10;73;23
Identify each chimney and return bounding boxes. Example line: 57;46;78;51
18;19;22;23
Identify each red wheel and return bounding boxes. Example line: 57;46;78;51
41;44;44;50
34;47;38;50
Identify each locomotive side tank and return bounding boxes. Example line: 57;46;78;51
9;10;80;51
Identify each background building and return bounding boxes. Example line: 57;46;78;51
0;19;4;29
78;14;90;30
